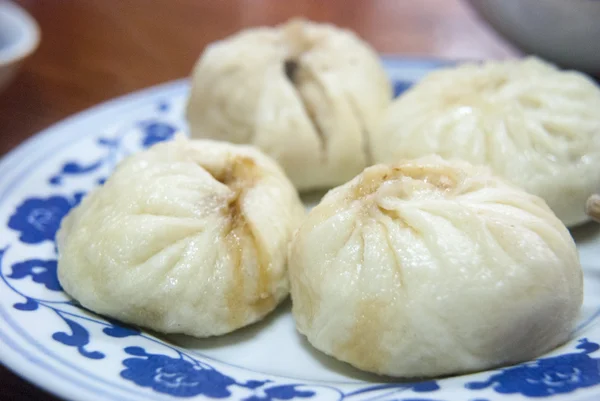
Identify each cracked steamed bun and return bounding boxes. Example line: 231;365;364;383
289;156;583;377
57;136;305;337
186;19;392;191
373;57;600;226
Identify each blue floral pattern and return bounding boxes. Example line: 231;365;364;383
466;338;600;397
121;347;237;398
243;385;315;401
120;346;270;398
7;193;84;244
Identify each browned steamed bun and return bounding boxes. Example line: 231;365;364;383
290;155;583;377
373;57;600;226
57;136;305;337
186;19;392;191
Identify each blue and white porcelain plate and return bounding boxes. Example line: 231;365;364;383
2;57;600;401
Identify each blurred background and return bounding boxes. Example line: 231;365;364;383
0;0;519;157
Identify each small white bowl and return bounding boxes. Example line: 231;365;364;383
0;0;40;93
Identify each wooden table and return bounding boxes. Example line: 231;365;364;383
0;0;516;399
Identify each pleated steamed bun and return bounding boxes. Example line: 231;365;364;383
57;136;305;337
289;155;583;377
373;57;600;226
186;18;392;191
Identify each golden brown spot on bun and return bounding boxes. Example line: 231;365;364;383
335;299;387;373
354;163;459;201
217;157;275;328
214;156;259;189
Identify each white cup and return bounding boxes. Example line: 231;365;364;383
0;0;40;93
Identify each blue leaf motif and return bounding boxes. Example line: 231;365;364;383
49;137;120;186
97;137;120;147
140;120;176;148
411;381;441;392
63;161;103;174
52;316;104;359
13;298;39;311
465;338;600;397
8;194;84;244
49;160;104;186
576;338;600;353
158;101;170;112
124;346;148;356
72;192;85;204
393;80;412;98
102;320;141;338
244;380;270;390
121;347;240;398
8;259;61;291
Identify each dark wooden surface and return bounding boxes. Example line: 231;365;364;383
0;1;516;400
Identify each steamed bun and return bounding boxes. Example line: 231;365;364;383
289;155;583;377
186;19;392;191
373;57;600;226
57;136;305;337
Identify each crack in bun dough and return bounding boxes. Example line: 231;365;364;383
373;57;600;227
57;136;305;337
289;155;583;377
186;18;392;191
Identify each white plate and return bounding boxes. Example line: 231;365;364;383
1;57;600;401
